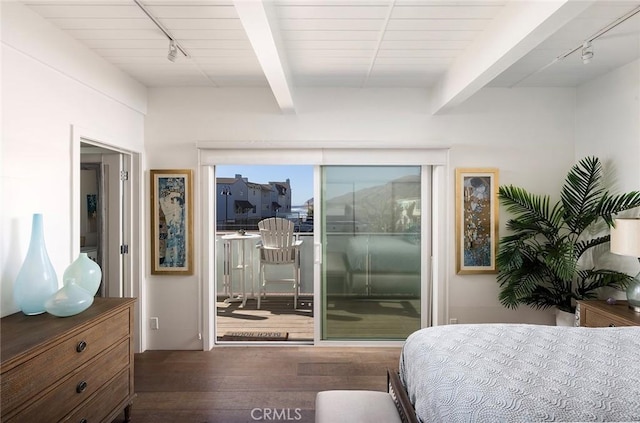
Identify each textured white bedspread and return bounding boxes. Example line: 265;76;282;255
399;324;640;422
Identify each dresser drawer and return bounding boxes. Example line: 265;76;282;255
584;308;633;327
4;338;130;423
1;308;130;416
64;368;131;423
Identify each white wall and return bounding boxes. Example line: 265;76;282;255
144;85;577;348
1;3;146;316
575;59;640;287
576;59;640;193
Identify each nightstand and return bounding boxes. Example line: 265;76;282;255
576;300;640;327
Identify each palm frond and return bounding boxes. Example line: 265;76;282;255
561;156;604;233
542;241;576;282
574;235;610;259
499;186;559;230
596;191;640;226
576;269;632;295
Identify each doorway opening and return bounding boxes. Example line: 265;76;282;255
80;142;129;298
214;165;314;343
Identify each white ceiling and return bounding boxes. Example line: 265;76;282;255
19;0;640;112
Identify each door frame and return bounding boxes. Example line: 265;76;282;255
71;124;144;353
198;142;449;349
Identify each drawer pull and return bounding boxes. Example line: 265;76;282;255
76;380;88;393
76;340;87;353
80;419;88;423
609;323;616;327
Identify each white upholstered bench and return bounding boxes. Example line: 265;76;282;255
315;390;402;423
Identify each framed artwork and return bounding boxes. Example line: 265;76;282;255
455;168;499;274
150;169;194;275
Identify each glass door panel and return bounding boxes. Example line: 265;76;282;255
321;166;422;340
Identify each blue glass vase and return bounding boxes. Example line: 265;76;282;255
44;277;94;317
14;214;59;315
63;253;102;296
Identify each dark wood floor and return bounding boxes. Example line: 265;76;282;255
113;346;401;423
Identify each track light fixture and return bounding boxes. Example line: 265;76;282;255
167;40;178;62
134;0;189;62
581;41;593;64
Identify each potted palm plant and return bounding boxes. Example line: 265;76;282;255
497;156;640;322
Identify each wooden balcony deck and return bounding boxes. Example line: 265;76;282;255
216;294;314;342
216;294;421;342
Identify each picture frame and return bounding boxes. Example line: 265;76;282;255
150;169;194;275
455;168;499;274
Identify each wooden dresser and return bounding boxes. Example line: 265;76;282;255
1;297;136;423
576;300;640;327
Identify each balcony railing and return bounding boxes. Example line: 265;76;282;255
216;232;314;297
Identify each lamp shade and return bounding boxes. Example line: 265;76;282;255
610;218;640;257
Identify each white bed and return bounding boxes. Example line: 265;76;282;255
395;324;640;422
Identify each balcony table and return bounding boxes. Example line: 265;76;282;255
222;233;260;308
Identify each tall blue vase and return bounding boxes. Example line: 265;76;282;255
14;214;59;315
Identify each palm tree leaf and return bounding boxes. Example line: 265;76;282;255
576;269;633;296
526;286;567;310
561;156;604;233
595;191;640;226
499;186;560;230
542;241;576;282
574;235;610;259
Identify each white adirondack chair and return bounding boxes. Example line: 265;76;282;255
257;218;303;309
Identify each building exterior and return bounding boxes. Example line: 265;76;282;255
216;174;292;227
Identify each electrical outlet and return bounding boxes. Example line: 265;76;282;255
449;318;458;324
150;317;159;330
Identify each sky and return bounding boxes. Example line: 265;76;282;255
217;165;313;206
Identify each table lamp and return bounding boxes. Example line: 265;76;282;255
610;218;640;312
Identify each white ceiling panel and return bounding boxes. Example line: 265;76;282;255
382;30;479;41
284;40;380;49
379;39;470;49
389;5;504;19
385;19;496;31
160;18;244;30
17;0;640;111
66;28;165;39
169;29;248;39
181;47;255;56
26;4;144;18
146;5;238;19
374;57;452;65
48;18;155;29
279;18;386;31
281;30;380;41
277;5;390;19
83;39;171;48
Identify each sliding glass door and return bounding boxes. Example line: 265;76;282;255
321;166;423;340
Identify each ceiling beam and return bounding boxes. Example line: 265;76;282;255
234;0;295;114
430;0;595;115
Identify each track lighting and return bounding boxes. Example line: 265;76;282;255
167;40;178;62
134;1;189;62
581;41;593;64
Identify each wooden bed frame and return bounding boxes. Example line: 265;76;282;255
387;369;419;423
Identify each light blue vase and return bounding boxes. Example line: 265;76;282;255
13;214;59;315
63;253;102;296
45;278;94;317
